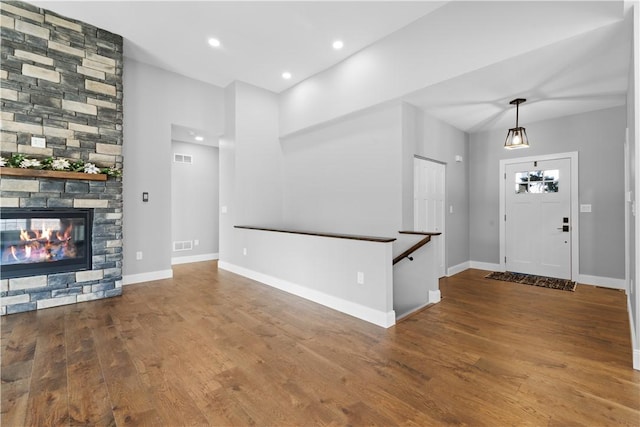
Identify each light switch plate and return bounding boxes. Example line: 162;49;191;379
580;204;592;213
31;136;46;148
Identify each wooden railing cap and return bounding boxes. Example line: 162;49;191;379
234;225;396;243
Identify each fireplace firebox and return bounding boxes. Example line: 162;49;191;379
0;208;93;279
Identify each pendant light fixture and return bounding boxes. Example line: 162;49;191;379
504;98;530;149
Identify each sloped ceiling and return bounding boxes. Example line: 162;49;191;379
26;1;446;92
26;1;631;132
403;19;630;132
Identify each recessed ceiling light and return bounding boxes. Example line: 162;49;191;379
332;40;344;50
282;71;292;80
195;136;204;142
208;38;221;48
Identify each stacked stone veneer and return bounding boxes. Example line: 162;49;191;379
0;1;123;315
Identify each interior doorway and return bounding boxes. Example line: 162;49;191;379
170;124;220;265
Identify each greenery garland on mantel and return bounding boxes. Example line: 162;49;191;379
0;153;121;178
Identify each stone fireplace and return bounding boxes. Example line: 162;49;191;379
0;1;123;314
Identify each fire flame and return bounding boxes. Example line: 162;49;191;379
5;224;75;264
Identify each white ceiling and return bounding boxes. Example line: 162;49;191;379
171;123;217;146
27;1;445;93
404;18;630;132
26;1;631;133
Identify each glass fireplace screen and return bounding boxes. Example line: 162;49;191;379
0;208;92;279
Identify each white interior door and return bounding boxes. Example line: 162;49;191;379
414;157;445;277
505;158;572;279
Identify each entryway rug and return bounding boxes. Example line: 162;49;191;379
485;271;576;292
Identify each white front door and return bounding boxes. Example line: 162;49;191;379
414;157;445;277
505;158;572;279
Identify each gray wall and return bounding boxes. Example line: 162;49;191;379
171;140;219;260
123;59;224;277
219;82;283;267
218;83;236;265
416;109;470;271
626;4;639;362
280;102;470;273
281;104;403;237
469;106;627;279
393;233;438;318
230;228;395;326
234;82;283;227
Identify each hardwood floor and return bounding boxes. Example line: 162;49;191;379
2;262;639;426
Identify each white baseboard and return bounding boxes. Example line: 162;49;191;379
577;274;626;290
469;261;502;272
122;269;173;286
628;295;640;371
396;302;431;321
171;252;219;265
396;291;441;321
447;261;470;276
445;260;501;275
218;261;396;328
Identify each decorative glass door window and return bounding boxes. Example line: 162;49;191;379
515;169;559;194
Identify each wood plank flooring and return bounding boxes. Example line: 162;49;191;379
2;262;639;426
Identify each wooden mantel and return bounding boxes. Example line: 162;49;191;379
0;167;107;181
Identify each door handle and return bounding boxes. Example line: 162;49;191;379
557;225;570;232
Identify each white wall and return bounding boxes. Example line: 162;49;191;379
123;59;224;280
469;106;627;280
170;140;219;263
281;103;403;237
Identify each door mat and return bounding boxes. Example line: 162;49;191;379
485;271;576;292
